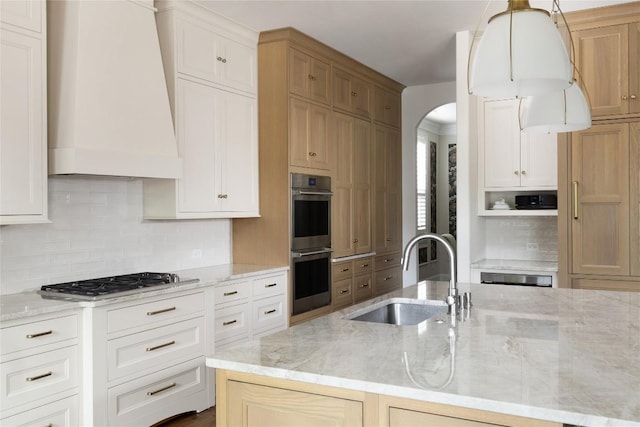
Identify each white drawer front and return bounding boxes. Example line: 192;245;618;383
1;314;78;357
214;302;249;343
1;394;78;427
108;317;205;381
1;346;78;411
214;281;250;306
252;294;286;335
252;272;286;299
107;292;204;334
108;358;206;427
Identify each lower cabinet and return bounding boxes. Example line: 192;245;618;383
374;252;403;296
0;311;80;424
331;256;374;311
81;291;208;426
217;370;562;427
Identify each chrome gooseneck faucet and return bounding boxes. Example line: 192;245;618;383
401;233;459;315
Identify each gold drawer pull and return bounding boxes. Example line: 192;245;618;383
341;268;350;272
224;291;238;296
223;320;237;326
26;371;52;382
384;258;393;263
359;283;370;288
339;289;349;295
26;330;52;339
360;263;369;268
147;382;176;396
264;283;277;288
146;307;176;316
384;276;393;281
146;340;176;352
264;309;277;315
573;181;579;220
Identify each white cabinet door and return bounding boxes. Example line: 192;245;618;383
177;78;258;214
481;99;557;190
177;16;256;94
0;28;46;222
482;99;521;188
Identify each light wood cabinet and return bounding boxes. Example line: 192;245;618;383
290;98;331;170
573;21;640;118
0;0;47;225
333;66;372;118
331;257;373;310
570;123;630;276
289;48;331;104
374;86;401;127
374;125;402;255
144;2;259;219
216;370;562;427
332;113;371;257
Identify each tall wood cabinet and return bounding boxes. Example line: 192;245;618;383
143;1;259;219
0;0;48;225
232;28;403;324
559;3;640;291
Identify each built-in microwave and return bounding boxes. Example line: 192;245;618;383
291;173;332;251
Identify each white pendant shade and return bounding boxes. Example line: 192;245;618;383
470;9;573;98
520;82;591;133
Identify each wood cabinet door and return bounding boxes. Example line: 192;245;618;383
0;29;45;218
290;98;330;170
227;380;363;427
571;123;630;276
481;99;521;188
351;77;372;118
289;48;330;104
573;24;629;117
374;126;402;254
630;23;640;114
389;407;501;427
353;118;372;254
332;113;356;258
631;122;640;277
374;87;400;127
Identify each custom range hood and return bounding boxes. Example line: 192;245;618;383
47;0;181;178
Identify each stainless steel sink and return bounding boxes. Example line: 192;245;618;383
347;298;447;325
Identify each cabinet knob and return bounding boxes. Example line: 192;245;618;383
514;171;519;175
521;170;526;175
622;95;628;100
218;194;228;199
308;152;317;157
308;74;316;81
351;91;358;97
631;95;638;100
353;238;358;243
216;56;227;63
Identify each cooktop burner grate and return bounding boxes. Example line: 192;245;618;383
39;272;198;300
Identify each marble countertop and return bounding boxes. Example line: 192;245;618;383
0;264;288;322
471;258;558;272
206;282;640;427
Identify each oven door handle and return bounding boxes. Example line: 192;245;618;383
295;190;334;196
292;248;333;258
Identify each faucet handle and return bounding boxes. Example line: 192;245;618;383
462;292;472;309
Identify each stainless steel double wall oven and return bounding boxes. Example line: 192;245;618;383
291;173;332;315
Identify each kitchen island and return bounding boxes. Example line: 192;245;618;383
206;281;640;427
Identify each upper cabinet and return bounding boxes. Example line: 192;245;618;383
289;48;331;104
333;66;372;118
0;0;48;225
373;86;401;128
176;13;256;94
144;1;259;219
480;99;557;189
573;22;640;118
289;98;331;170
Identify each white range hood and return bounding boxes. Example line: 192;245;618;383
47;0;182;178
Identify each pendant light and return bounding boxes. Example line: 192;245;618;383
469;0;573;98
520;81;591;133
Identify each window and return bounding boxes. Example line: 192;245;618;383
416;133;427;231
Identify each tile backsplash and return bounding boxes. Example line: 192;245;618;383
0;177;231;294
484;216;557;261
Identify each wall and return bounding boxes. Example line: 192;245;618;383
0;176;231;295
401;81;456;286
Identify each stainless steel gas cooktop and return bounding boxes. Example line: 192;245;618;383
39;272;199;301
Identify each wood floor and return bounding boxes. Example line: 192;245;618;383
154;406;216;427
